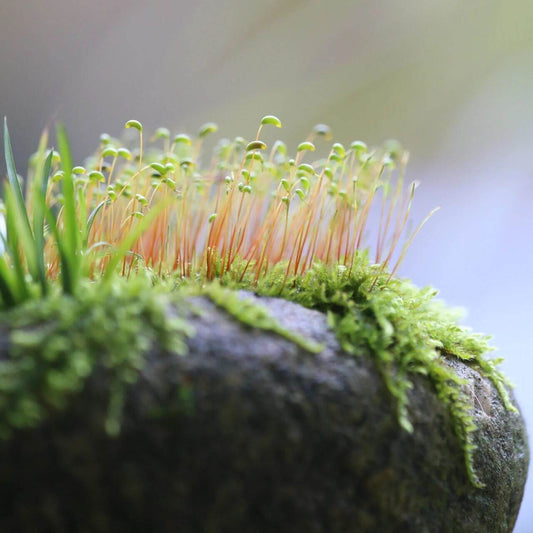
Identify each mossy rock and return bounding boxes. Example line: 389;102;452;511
0;293;528;532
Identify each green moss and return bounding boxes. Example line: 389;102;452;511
176;252;515;488
200;283;323;354
0;119;518;493
0;253;516;488
0;275;193;438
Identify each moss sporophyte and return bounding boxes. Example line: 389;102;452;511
0;115;516;487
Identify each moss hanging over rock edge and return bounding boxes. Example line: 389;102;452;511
0;276;194;438
0;254;517;488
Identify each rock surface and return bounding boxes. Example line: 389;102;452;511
0;293;528;532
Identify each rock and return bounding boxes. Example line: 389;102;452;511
0;293;528;532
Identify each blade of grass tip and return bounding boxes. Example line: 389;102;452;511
56;123;80;292
29;128;49;199
85;199;108;246
3;118;40;284
3;119;30;226
40;145;53;198
102;198;171;284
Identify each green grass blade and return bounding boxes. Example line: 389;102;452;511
3;118;39;276
3;119;29;225
31;136;53;295
29;129;51;196
3;118;48;297
56;123;80;293
3;186;30;301
0;255;17;307
86;199;108;245
6;186;37;270
38;193;74;294
82;197;109;277
41;147;53;197
102;200;171;284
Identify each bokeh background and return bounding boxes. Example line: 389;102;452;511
1;0;532;528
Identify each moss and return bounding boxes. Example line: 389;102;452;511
174;251;515;487
0;253;516;488
200;283;323;354
0;275;193;438
0;119;519;496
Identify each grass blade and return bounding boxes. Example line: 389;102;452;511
40;147;53;197
3;119;41;281
38;193;74;294
31;135;53;295
102;200;171;284
2;119;58;300
0;255;17;307
56;123;80;293
3;119;29;227
3;186;30;301
86;199;108;246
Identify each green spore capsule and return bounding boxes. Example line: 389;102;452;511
99;133;112;145
295;188;306;201
150;162;167;174
88;171;105;183
332;143;345;157
297;163;315;175
260;115;282;128
350;140;367;153
198;123;218;138
246;140;267;152
125;120;143;132
117;148;132;160
102;146;117;158
297;141;316;152
281;179;291;192
173;134;192;145
154;127;170;140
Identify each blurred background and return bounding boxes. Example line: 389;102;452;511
1;0;532;528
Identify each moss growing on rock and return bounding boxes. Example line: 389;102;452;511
0;252;516;488
182;253;516;487
0;117;521;491
0;276;194;437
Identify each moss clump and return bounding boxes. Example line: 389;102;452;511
0;118;517;489
176;252;515;487
0;256;515;489
0;276;193;438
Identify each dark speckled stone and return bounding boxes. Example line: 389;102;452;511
0;293;528;532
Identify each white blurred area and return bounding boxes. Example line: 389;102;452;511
1;0;532;528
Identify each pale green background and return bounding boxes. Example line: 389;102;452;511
1;1;532;529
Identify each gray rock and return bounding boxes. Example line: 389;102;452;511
0;293;528;532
